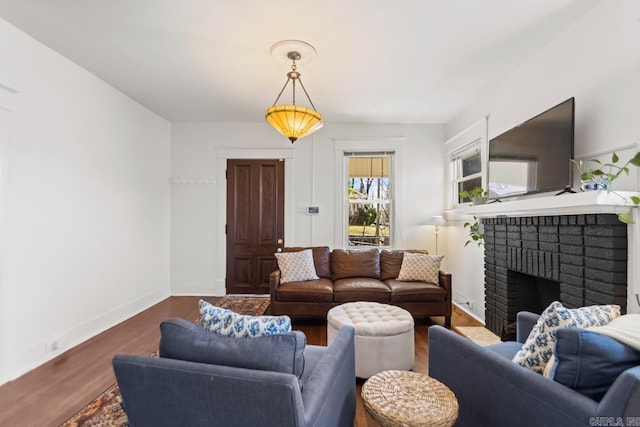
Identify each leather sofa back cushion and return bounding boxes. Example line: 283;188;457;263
159;317;306;380
332;249;380;280
380;249;427;280
285;246;331;278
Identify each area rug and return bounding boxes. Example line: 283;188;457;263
455;326;502;346
61;296;270;427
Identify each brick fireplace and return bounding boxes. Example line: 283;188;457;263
482;214;628;336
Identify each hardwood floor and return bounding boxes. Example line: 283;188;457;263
0;298;480;427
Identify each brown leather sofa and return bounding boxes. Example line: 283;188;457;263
269;247;452;327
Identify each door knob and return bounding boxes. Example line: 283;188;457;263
276;248;282;252
277;238;283;244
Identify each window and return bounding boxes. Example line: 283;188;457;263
345;152;393;247
451;141;482;205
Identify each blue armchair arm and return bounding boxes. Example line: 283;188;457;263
428;325;598;427
301;326;355;427
516;311;539;343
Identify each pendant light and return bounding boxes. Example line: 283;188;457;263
265;42;323;143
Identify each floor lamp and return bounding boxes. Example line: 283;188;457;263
426;215;447;255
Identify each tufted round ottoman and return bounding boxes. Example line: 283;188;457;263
327;302;414;378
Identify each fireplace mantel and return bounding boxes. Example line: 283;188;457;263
446;191;639;219
444;190;640;322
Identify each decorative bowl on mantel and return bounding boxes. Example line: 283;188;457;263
472;196;488;205
580;177;612;192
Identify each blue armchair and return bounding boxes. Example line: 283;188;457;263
113;319;356;427
428;312;640;427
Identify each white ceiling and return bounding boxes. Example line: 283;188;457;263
0;0;599;124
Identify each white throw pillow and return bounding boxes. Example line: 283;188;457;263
396;253;444;283
512;301;620;374
275;249;319;284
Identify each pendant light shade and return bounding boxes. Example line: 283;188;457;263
265;105;323;143
266;44;323;143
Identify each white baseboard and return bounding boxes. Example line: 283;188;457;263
453;301;485;324
3;287;170;385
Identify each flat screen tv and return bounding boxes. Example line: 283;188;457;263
488;97;575;200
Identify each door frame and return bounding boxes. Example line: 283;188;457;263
215;148;295;296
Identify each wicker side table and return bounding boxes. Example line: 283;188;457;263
361;370;458;427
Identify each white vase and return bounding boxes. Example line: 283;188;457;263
472;196;487;205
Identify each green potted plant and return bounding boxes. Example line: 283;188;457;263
571;151;640;224
571;151;640;190
463;216;484;247
459;187;488;205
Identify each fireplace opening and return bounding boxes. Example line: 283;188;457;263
500;270;561;341
512;270;561;315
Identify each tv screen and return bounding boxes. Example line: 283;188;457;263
488;97;574;199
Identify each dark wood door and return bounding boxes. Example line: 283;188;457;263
226;159;285;294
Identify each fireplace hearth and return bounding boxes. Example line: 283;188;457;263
483;214;627;336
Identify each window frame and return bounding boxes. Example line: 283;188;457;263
451;142;482;206
445;118;488;209
344;151;394;249
334;139;405;250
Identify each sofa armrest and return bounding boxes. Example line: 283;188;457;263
598;366;640;418
438;271;452;327
269;269;281;300
301;326;356;427
428;325;597;427
516;311;539;343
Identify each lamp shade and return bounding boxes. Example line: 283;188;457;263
265;105;323;143
426;215;447;226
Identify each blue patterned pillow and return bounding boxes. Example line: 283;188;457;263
512;301;620;374
198;299;292;338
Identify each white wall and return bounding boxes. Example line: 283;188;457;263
170;122;446;295
444;0;640;320
0;18;171;384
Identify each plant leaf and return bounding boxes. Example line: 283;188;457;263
612;152;619;163
464;241;470;247
618;214;634;224
630;195;640;205
629;152;640;167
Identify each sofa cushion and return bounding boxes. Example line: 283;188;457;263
275;249;319;284
333;278;390;303
199;299;292;338
485;341;524;360
385;280;446;303
396;253;444;283
548;327;640;401
512;301;620;374
332;249;380;280
276;278;334;303
285;246;331;279
380;250;427;280
159;317;306;380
